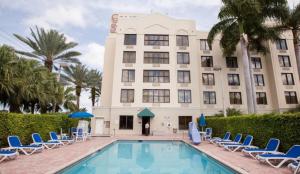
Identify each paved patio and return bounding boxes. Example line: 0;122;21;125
0;136;292;174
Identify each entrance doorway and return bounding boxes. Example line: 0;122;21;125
142;117;150;135
95;118;104;135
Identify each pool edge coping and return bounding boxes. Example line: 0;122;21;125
47;139;117;174
52;138;248;174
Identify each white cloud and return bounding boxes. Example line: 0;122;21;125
79;42;105;70
80;90;92;113
24;5;87;29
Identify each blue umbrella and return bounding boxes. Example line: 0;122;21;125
198;113;206;131
68;112;94;118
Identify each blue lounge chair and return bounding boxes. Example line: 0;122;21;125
288;161;300;174
0;149;18;163
224;135;253;152
8;136;43;155
217;133;242;146
242;138;280;159
203;128;212;140
50;132;74;145
257;145;300;168
32;133;63;149
209;131;231;144
75;128;85;142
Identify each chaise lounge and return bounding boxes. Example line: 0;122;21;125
8;136;43;155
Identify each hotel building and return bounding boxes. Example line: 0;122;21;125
91;13;300;136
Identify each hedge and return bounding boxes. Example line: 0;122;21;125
206;112;300;152
0;112;79;147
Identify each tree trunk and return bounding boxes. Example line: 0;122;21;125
9;104;21;113
75;86;81;109
247;50;257;113
292;30;300;79
44;59;53;72
240;35;255;114
91;87;95;107
31;104;35;114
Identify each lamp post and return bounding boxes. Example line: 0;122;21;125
213;66;227;117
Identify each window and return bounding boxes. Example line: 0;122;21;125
285;91;298;104
123;51;136;63
144;52;169;64
203;91;216;104
120;89;134;103
200;39;211;50
143;89;170;103
124;34;136;45
253;74;265;86
176;35;189;46
226;57;238;68
177;52;190;64
178;90;191;103
178;71;191;83
276;39;288;50
144;34;169;46
281;73;294;85
122;69;135;82
278;55;291;67
201;56;213;67
228;74;240;86
251;57;262;69
202;73;215;85
119;115;133;129
178;116;192;130
256;92;267;105
143;70;169;83
229;92;242;104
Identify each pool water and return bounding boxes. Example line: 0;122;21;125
60;141;237;174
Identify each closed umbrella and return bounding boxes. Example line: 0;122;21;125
198;113;206;131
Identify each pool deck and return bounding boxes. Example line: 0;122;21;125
0;135;291;174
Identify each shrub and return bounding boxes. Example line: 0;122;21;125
211;108;243;117
0;113;78;147
206;112;300;152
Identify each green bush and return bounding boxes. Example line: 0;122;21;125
0;113;78;147
206;112;300;152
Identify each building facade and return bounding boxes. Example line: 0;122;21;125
91;13;300;136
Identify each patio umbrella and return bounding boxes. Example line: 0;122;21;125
198;113;206;131
68;112;94;118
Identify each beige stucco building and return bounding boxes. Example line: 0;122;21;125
91;13;300;136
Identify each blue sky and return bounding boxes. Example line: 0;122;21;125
0;0;299;112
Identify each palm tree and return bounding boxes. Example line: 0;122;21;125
0;45;17;106
61;64;89;108
14;27;81;72
63;87;78;112
208;0;288;114
87;69;102;107
281;4;300;78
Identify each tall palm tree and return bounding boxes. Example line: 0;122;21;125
0;45;17;106
208;0;288;114
281;4;300;78
14;27;81;72
63;87;78;112
87;69;102;107
61;64;89;108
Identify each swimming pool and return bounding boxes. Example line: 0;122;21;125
59;140;238;174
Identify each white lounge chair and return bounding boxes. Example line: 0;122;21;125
8;136;43;155
224;135;253;152
288;160;300;174
242;138;280;159
209;132;231;144
32;133;63;149
0;149;18;163
257;145;300;168
217;133;242;146
49;132;74;145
